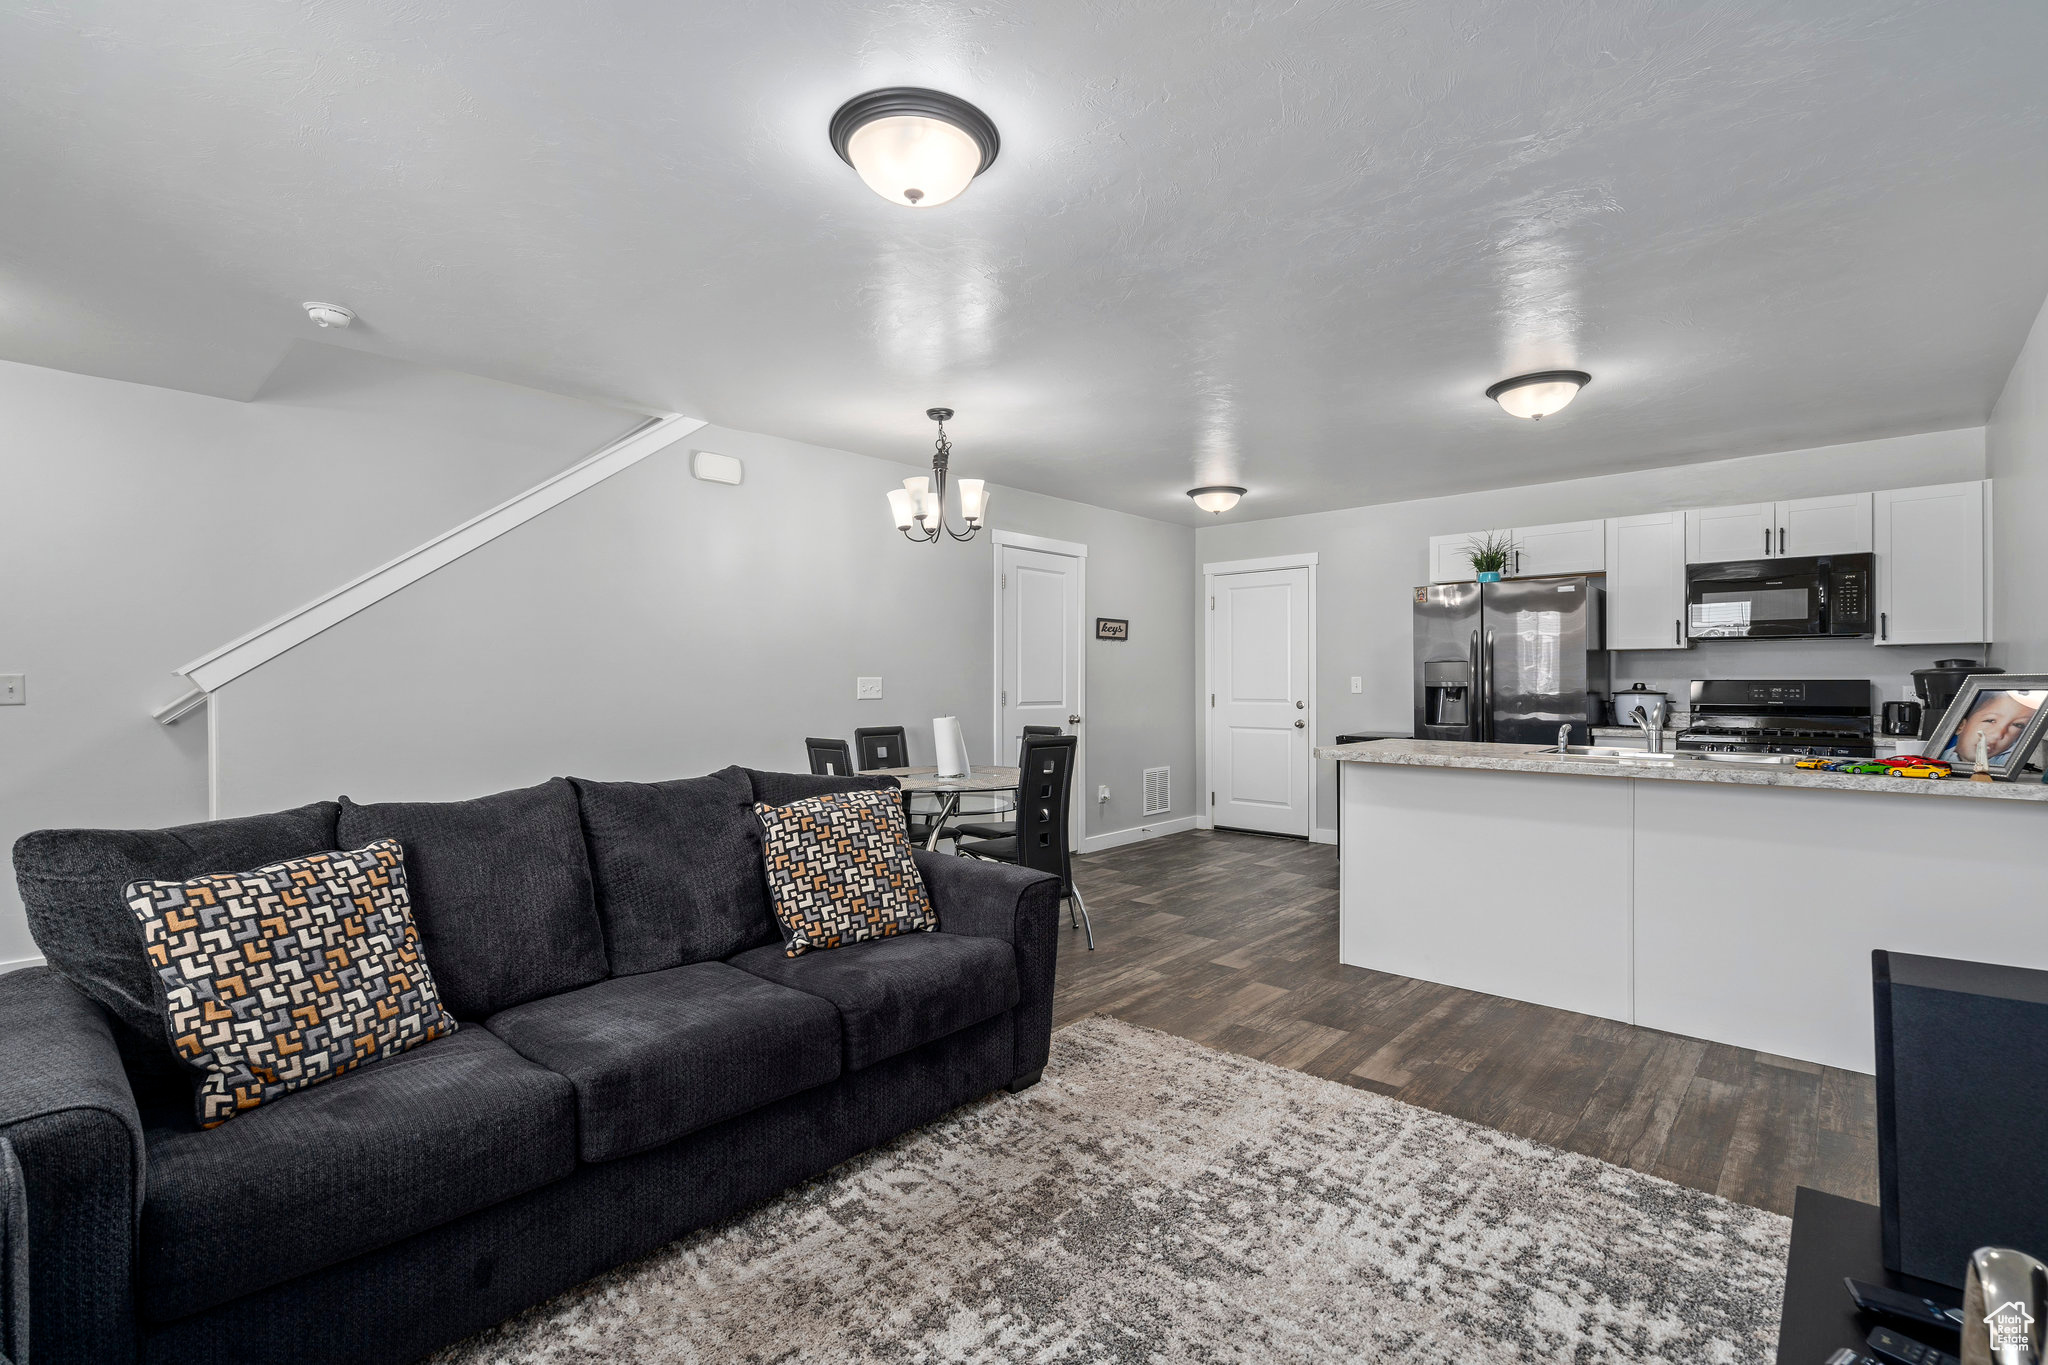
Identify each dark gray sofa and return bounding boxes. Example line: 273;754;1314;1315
1;766;1061;1365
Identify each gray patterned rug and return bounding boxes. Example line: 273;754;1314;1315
434;1017;1789;1364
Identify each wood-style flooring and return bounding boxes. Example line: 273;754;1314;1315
1052;827;1876;1217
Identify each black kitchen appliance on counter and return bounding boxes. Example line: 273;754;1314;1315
1910;659;2002;741
1676;678;1876;757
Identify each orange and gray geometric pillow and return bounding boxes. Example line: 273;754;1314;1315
122;838;456;1128
754;789;936;957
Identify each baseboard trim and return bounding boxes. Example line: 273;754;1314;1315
1080;816;1198;854
1311;827;1338;846
0;955;46;975
1195;816;1213;830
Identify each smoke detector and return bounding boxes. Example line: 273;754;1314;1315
302;302;355;329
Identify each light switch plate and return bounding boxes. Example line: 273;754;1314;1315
0;674;22;705
1350;676;1362;694
856;676;883;700
1098;785;1110;802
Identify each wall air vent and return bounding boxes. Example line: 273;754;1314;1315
1143;766;1170;817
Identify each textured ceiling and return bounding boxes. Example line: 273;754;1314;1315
4;1;2047;522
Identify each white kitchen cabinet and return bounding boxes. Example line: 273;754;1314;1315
1778;492;1873;557
1685;495;1873;562
1686;503;1774;564
1428;530;1503;584
1509;519;1606;578
1874;481;1990;645
1604;511;1690;650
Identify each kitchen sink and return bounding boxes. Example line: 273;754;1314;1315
1537;746;1798;767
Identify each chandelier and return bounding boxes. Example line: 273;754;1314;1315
887;408;987;543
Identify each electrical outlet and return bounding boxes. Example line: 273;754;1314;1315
855;676;883;700
1350;676;1362;694
1097;784;1110;803
0;674;21;705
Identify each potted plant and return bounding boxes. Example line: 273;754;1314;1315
1465;530;1517;582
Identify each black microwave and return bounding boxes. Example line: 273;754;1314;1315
1684;553;1874;640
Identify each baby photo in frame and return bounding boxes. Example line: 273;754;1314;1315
1924;675;2048;779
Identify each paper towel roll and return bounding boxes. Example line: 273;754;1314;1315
932;716;970;778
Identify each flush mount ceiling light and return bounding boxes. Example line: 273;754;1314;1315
1187;485;1247;514
887;408;987;542
302;302;354;329
1486;369;1591;420
829;87;999;208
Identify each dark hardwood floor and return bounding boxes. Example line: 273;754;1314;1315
1051;827;1877;1217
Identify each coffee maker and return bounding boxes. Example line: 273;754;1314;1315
1912;659;2002;740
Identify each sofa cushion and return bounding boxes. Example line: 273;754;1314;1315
140;1026;574;1324
754;789;936;957
570;768;779;974
337;779;605;1020
485;961;841;1162
744;768;898;808
726;933;1019;1071
124;839;458;1128
14;801;341;1066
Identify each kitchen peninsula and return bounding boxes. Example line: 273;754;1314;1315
1319;738;2048;1072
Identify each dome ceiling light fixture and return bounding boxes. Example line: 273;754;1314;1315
887;408;987;543
302;302;354;329
829;87;1000;208
1187;485;1247;515
1485;369;1591;420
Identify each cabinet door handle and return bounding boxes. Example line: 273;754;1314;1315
1764;527;1772;555
1880;612;1888;641
1674;618;1681;645
1778;526;1786;555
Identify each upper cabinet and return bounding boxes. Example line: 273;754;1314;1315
1511;520;1606;578
1685;494;1872;563
1778;493;1874;557
1428;520;1605;583
1605;512;1689;651
1873;482;1990;645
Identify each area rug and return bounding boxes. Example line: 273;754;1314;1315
433;1016;1789;1364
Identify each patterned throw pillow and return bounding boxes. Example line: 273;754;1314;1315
123;838;456;1127
755;789;936;957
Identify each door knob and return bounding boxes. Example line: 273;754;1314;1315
1295;700;1305;709
1294;719;1305;729
1068;714;1082;724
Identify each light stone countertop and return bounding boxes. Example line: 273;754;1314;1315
1314;738;2048;803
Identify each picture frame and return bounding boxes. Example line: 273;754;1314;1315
1095;617;1129;641
1922;674;2048;780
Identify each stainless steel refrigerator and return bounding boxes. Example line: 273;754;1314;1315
1413;577;1608;745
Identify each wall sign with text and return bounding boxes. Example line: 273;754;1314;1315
1095;617;1129;641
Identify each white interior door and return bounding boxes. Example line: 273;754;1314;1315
998;540;1082;783
1210;566;1310;836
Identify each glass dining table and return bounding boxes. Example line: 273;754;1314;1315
860;765;1021;850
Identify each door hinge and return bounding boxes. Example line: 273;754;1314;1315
1209;595;1214;609
1210;791;1216;806
1001;689;1007;705
1210;692;1215;707
1001;572;1007;588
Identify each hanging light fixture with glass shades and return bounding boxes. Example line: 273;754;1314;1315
829;88;1000;208
1186;485;1247;514
887;408;988;543
1485;369;1591;420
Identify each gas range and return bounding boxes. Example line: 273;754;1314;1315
1674;678;1876;758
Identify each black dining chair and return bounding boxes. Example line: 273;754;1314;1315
953;725;1062;841
804;737;855;777
852;725;945;845
956;733;1092;950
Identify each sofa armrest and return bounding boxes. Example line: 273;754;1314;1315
914;852;1063;1087
0;967;144;1365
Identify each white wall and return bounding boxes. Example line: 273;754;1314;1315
1988;288;2048;673
1195;428;1988;831
208;424;1197;847
0;346;640;968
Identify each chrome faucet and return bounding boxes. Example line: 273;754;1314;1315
1628;699;1669;754
1557;724;1572;752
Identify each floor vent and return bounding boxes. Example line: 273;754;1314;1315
1142;766;1171;816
